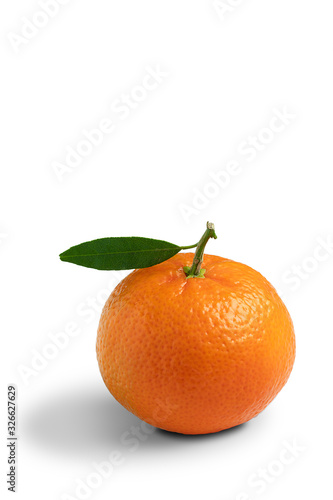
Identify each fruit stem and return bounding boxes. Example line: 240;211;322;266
180;242;200;250
184;222;217;278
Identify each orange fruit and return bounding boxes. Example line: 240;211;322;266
96;252;295;435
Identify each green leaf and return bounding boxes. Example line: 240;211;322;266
59;237;182;270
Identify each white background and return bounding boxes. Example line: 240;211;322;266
1;1;333;499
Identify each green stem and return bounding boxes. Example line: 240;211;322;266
184;222;217;278
180;242;199;250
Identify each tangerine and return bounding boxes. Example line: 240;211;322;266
97;249;295;435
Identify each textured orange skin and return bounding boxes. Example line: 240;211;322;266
97;253;295;435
